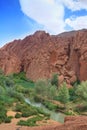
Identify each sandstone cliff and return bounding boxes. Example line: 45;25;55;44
0;29;87;83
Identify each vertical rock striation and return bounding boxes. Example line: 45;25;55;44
0;29;87;83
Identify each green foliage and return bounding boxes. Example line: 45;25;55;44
15;113;22;118
72;79;80;87
13;72;26;81
57;82;70;104
4;116;12;123
69;87;77;101
7;88;23;102
35;79;48;97
0;105;7;123
15;103;38;117
17;115;44;126
48;85;57;100
43;101;57;111
0;69;4;75
75;104;87;113
36;108;50;117
76;81;87;101
34;79;57;100
0;85;5;94
4;76;15;88
51;74;58;88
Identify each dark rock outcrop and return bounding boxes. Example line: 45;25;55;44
0;29;87;83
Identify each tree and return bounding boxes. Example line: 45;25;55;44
35;79;48;98
51;74;58;88
58;82;70;104
76;81;87;101
34;79;57;100
48;85;57;100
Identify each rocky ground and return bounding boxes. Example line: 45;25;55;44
0;115;87;130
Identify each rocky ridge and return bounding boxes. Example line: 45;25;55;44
0;29;87;84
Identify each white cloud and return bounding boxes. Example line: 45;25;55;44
62;0;87;11
19;0;87;34
65;16;87;30
19;0;65;34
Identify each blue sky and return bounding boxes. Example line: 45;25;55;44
0;0;87;47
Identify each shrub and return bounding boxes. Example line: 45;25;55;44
4;116;11;123
15;103;38;117
0;105;7;122
17;115;44;126
75;104;87;113
57;82;70;104
15;113;21;118
21;112;32;117
76;81;87;101
43;101;57;111
17;120;30;126
35;79;48;98
69;87;77;101
51;74;58;88
34;79;58;100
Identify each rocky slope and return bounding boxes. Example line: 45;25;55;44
0;29;87;83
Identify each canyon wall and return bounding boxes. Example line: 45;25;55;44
0;29;87;83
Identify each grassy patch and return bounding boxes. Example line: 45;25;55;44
17;115;45;126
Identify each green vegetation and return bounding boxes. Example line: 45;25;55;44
0;69;87;126
0;71;49;125
42;101;58;111
15;113;22;118
57;82;70;104
4;116;12;123
76;81;87;101
32;77;87;115
17;115;45;126
51;73;58;88
34;79;57;100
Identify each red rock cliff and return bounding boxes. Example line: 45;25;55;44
0;29;87;83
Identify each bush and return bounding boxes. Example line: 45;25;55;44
36;108;50;118
69;87;77;101
43;101;57;111
22;112;32;117
15;103;38;117
57;82;70;104
76;81;87;101
34;96;43;102
51;74;58;88
4;117;12;123
17;120;30;126
17;115;44;126
34;79;58;100
0;105;7;122
15;113;21;118
75;104;87;113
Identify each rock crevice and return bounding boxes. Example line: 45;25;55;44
0;29;87;83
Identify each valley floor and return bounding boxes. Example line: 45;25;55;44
1;115;87;130
0;119;61;130
0;110;61;130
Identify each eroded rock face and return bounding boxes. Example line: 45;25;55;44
0;29;87;83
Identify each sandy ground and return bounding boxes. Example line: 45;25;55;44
0;111;61;130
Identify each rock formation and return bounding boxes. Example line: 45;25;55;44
0;29;87;83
